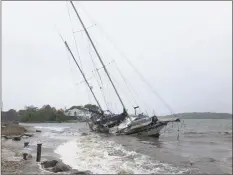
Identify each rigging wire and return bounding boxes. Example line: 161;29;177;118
67;1;93;106
66;1;84;71
113;60;138;107
98;27;177;117
55;25;83;104
110;71;147;115
105;74;112;111
92;69;109;110
113;60;154;115
87;37;109;110
77;4;177;117
113;60;146;115
74;24;96;33
87;41;104;86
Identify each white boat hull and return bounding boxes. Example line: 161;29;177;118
133;124;165;137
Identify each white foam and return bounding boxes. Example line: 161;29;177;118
55;133;188;174
34;126;69;132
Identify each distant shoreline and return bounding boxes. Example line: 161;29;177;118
160;112;232;119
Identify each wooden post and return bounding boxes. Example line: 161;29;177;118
36;143;42;162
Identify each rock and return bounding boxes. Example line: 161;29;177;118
41;160;58;168
23;153;32;160
15;152;32;160
51;162;71;173
41;160;74;173
12;136;21;141
2;135;12;139
1;124;26;136
24;133;33;137
81;132;88;136
21;135;29;139
24;142;29;147
26;153;32;159
36;130;41;132
2;135;8;139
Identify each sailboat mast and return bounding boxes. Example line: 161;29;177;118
64;41;103;112
70;1;127;112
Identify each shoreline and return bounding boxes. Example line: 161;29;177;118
2;122;232;174
1;123;86;174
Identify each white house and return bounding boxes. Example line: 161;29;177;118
64;108;91;120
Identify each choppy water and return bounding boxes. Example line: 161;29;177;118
21;119;232;174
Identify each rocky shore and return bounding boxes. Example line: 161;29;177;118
1;123;91;174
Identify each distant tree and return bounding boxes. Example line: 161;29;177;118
18;105;75;123
52;107;57;112
68;105;83;110
84;104;100;111
42;105;52;111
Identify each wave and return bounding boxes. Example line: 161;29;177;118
55;132;189;174
34;126;69;132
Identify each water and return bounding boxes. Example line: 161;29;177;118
21;119;232;174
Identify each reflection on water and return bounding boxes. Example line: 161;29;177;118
138;136;164;148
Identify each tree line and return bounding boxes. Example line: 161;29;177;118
1;104;100;123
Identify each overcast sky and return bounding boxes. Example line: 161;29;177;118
2;1;232;115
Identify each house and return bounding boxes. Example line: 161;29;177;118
64;108;91;121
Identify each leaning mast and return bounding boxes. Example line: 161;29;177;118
69;1;128;114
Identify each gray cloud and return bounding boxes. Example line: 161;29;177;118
2;1;232;115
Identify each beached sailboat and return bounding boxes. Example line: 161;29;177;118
62;1;180;137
